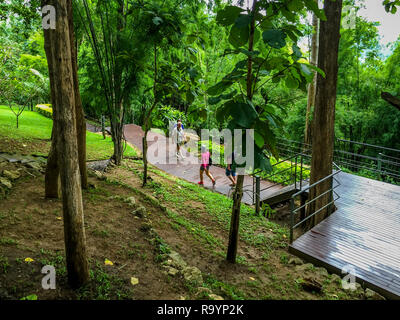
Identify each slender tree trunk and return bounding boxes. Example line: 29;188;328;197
142;44;158;186
68;2;88;189
42;0;89;288
307;0;343;228
227;0;257;263
45;129;60;198
111;118;124;165
44;0;60;199
143;130;149;186
304;6;319;149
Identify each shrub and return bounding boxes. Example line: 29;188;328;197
35;104;52;119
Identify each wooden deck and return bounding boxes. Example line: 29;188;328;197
289;172;400;299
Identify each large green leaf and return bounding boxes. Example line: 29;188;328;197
292;44;302;60
254;147;273;173
207;80;233;96
285;75;299;89
229;24;250;48
225;100;258;128
216;6;244;26
262;29;287;49
235;14;252;28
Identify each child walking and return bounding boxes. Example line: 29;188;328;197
225;151;236;187
198;145;216;186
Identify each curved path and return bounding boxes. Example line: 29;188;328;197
122;124;282;205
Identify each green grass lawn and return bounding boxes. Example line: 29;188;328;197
0;105;137;160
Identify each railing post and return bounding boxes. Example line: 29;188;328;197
378;153;383;181
255;176;261;215
300;154;303;191
252;175;255;205
294;155;298;189
290;197;294;244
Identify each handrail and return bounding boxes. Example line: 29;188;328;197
250;153;311;214
336;138;400;154
291;162;341;198
289;162;342;244
276;137;400;184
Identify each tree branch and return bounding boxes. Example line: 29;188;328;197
381;92;400;112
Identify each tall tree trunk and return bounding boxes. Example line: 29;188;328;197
45;0;87;194
111;117;124;166
44;4;60;199
143;130;149;186
42;0;89;288
304;6;319;149
45;129;60;198
142;44;158;186
307;0;343;228
68;2;88;189
227;0;257;263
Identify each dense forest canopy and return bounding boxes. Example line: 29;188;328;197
1;0;399;151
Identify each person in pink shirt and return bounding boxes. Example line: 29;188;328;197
198;145;216;186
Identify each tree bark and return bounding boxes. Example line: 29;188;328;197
42;0;89;288
142;44;158;186
304;6;319;149
307;0;343;228
68;2;88;189
227;0;257;263
381;92;400;111
44;0;87;194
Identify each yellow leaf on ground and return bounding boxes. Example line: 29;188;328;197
283;234;287;239
57;217;62;220
25;257;34;263
104;259;113;266
130;277;139;286
249;277;255;281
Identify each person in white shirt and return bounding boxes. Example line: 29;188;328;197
172;119;186;159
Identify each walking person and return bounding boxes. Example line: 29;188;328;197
198;145;216;186
225;151;237;187
172;119;186;159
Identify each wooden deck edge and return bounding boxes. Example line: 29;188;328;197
288;245;400;300
262;187;298;206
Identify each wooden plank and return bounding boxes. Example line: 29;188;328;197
289;171;400;299
292;234;400;285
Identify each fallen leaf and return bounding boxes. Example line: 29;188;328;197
283;234;287;239
130;277;139;286
57;217;62;220
25;257;34;263
104;259;113;266
249;277;255;281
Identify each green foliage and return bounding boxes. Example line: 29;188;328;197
0;105;137;160
208;1;322;174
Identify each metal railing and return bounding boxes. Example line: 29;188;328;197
289;163;342;243
247;153;311;215
276;137;400;185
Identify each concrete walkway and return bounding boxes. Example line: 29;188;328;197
122;124;283;205
87;122;283;205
